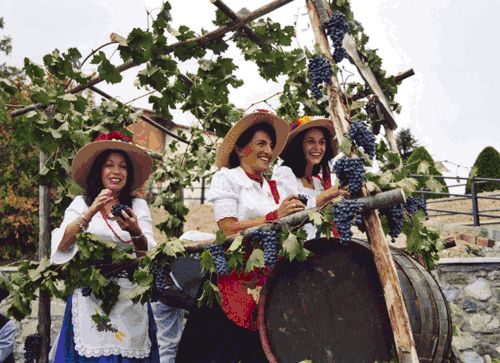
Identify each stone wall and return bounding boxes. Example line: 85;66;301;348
434;257;500;363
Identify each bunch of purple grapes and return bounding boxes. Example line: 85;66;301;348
308;55;332;99
209;244;230;275
333;156;365;195
111;203;132;218
81;286;92;297
348;121;376;160
324;11;349;63
24;333;41;363
247;229;278;268
380;204;405;242
150;261;170;301
405;196;428;218
333;199;364;244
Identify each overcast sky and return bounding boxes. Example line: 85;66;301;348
2;0;499;181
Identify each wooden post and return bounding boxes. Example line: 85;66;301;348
384;125;399;154
38;150;51;363
306;1;419;362
305;0;350;144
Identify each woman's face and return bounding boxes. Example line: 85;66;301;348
302;128;327;167
101;152;128;194
237;130;274;174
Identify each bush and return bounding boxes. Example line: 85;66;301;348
465;146;500;193
407;146;449;199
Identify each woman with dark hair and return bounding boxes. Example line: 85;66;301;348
176;110;304;363
50;131;160;362
273;116;348;239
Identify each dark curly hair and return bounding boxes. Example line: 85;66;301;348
83;149;134;207
229;122;277;168
282;127;334;178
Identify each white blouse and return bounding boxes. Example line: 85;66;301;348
50;196;156;358
206;166;285;222
272;165;325;240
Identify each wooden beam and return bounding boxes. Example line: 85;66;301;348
394;68;415;83
181;189;406;253
349;68;414;101
342;34;397;129
11;0;294;118
308;2;419;362
384;123;399;155
305;0;350;143
210;0;268;48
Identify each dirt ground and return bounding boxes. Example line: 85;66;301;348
151;191;500;258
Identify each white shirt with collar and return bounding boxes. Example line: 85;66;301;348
207;166;285;222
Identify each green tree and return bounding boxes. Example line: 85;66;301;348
407;146;449;199
466;146;500;193
0;18;39;262
396;128;419;161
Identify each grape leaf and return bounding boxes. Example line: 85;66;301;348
245;249;264;273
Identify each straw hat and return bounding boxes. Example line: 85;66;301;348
281;116;338;159
72;131;152;190
216;110;289;169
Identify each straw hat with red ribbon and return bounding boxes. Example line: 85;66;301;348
215;110;289;169
71;131;152;190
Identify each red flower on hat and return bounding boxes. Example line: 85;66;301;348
95;131;132;143
256;109;272;114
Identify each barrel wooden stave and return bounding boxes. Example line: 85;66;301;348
258;238;451;363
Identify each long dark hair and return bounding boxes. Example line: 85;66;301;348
229;122;277;168
84;149;134;207
282;127;334;178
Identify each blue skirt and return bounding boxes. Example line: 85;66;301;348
54;295;160;363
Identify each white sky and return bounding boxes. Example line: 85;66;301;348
2;0;499;182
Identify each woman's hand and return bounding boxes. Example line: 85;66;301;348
316;185;349;208
277;195;305;218
114;208;142;237
87;189;114;217
326;186;349;200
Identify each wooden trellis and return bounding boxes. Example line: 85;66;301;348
10;0;419;361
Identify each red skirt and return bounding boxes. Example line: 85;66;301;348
217;223;339;331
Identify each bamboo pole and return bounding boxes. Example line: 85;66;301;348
306;1;419;362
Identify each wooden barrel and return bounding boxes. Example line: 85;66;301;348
257;238;451;363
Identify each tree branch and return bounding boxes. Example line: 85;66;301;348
11;0;294;118
210;0;269;48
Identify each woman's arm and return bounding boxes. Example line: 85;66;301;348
58;190;114;252
315;185;349;208
114;198;156;257
217;195;305;236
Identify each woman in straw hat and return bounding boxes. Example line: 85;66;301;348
50;131;160;362
176;110;304;363
272;116;348;240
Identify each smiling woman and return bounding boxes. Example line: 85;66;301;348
49;131;160;363
176;110;306;363
273;116;348;239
